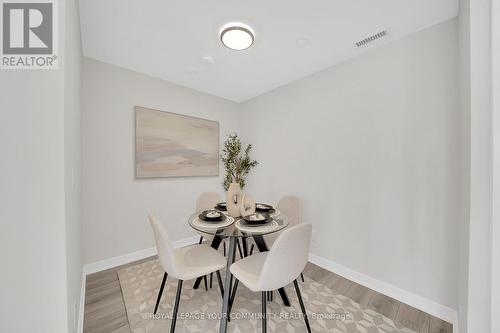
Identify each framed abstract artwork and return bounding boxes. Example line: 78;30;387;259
135;106;219;178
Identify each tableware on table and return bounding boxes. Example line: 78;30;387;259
192;215;234;229
199;209;226;222
235;219;279;233
255;203;275;213
242;212;270;225
215;202;227;211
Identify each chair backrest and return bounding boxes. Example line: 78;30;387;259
264;196;303;245
148;214;178;277
196;192;223;213
277;196;302;227
258;224;312;291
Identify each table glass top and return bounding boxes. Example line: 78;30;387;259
188;210;289;238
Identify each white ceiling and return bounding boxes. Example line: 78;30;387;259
79;0;458;102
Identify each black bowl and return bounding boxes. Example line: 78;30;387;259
243;212;271;225
215;202;227;211
255;203;273;213
199;210;225;222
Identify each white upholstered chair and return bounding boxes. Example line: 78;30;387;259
229;224;312;333
148;215;226;332
196;192;222;213
262;196;306;284
264;196;303;246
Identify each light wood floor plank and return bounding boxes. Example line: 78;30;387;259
85;293;126;318
325;275;353;295
395;303;430;333
344;282;375;308
84;312;129;333
304;264;353;294
85;282;123;305
367;292;400;320
111;325;132;333
429;315;453;333
86;272;119;290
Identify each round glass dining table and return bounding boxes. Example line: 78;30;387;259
188;211;289;333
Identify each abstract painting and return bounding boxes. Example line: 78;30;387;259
135;106;219;178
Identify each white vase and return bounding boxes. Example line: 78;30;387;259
239;193;256;217
226;182;243;217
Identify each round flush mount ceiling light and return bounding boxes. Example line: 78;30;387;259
219;23;255;50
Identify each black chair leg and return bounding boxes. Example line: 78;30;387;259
216;270;224;298
170;280;183;333
236;239;243;259
153;272;168;315
301;272;305;283
249;243;254;255
210;272;213;288
228;279;239;315
227;276;234;322
223;242;226;256
262;291;267;333
293;279;311;333
203;275;208;291
198;236;203;244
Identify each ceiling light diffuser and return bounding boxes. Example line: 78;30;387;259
220;23;255;50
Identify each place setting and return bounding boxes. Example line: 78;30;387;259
255;202;281;217
235;212;278;233
210;199;284;234
191;208;235;230
215;200;280;217
214;201;227;211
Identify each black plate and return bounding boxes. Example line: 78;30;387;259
243;212;271;225
199;210;226;222
240;217;273;227
255;203;274;213
215;202;227;211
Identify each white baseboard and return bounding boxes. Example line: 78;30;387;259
77;270;86;333
308;253;459;333
77;235;199;332
83;236;199;275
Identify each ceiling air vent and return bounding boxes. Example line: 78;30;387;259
355;30;388;47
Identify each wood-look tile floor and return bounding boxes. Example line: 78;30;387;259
83;256;453;333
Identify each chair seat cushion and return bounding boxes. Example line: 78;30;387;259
230;252;268;292
174;244;226;280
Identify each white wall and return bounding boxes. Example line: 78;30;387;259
81;58;241;264
241;19;459;310
0;1;84;331
457;0;471;331
0;5;68;333
64;0;83;331
464;0;493;332
492;2;500;331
